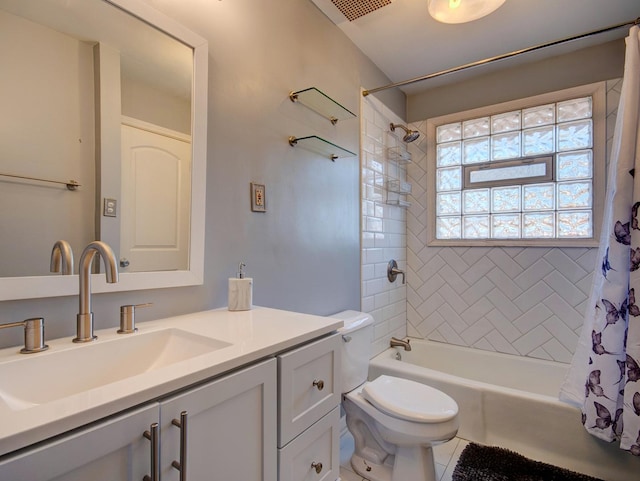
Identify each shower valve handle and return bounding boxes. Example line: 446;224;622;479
387;260;405;284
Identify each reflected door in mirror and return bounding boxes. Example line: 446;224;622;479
120;121;191;272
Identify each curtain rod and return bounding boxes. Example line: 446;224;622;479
362;17;640;97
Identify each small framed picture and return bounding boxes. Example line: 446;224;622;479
250;182;266;212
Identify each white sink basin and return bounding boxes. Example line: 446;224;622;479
0;328;231;410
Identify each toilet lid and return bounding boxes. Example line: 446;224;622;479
361;375;458;423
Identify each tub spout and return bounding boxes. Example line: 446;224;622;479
74;241;119;343
390;337;411;351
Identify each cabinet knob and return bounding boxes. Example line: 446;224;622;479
311;461;323;474
312;379;324;391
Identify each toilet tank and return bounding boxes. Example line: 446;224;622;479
331;310;374;393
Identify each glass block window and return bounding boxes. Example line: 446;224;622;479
431;86;604;245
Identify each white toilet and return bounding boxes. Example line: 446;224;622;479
332;310;459;481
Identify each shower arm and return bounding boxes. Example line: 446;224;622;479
390;123;411;134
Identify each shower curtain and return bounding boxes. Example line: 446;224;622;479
559;25;640;455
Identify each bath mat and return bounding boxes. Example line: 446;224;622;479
452;443;604;481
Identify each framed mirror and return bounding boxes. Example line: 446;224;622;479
0;0;208;300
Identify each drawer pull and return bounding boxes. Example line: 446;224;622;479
312;379;325;391
311;461;323;474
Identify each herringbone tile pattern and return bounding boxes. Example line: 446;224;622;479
404;80;622;362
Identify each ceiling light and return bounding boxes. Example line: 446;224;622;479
428;0;506;24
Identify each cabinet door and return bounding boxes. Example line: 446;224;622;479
0;404;158;481
160;358;277;481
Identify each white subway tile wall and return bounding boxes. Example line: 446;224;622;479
404;79;622;363
361;94;408;356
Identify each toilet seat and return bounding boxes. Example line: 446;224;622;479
361;375;458;423
344;385;459;448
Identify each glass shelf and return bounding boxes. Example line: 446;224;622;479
289;87;356;124
387;146;412;164
387;179;412;194
288;135;356;161
386;199;412;208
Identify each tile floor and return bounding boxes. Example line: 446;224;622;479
339;432;469;481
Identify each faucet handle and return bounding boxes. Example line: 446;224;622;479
387;259;406;284
118;303;153;334
0;318;49;354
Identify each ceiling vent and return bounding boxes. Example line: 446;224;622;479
330;0;392;21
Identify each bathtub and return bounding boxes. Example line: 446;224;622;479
368;339;639;481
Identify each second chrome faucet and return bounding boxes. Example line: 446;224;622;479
74;241;119;343
50;240;74;275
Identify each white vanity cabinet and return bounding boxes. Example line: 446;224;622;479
277;333;341;481
0;306;343;481
0;358;277;481
0;403;159;480
160;357;277;481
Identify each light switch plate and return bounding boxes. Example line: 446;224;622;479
250;183;266;212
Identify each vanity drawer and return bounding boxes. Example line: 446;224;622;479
278;332;341;446
278;406;340;481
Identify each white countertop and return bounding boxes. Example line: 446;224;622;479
0;307;342;457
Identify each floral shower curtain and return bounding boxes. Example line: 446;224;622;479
560;25;640;455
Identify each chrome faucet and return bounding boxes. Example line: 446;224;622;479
390;337;412;351
74;241;119;343
50;240;74;275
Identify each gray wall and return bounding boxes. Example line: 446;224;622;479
408;39;625;122
0;11;96;277
0;0;405;348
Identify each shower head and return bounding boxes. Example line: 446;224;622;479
390;123;420;143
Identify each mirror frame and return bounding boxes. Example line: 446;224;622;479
1;0;208;301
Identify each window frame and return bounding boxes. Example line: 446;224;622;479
426;82;606;247
464;155;554;189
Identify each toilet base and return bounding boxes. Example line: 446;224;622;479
350;452;392;481
350;445;437;481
